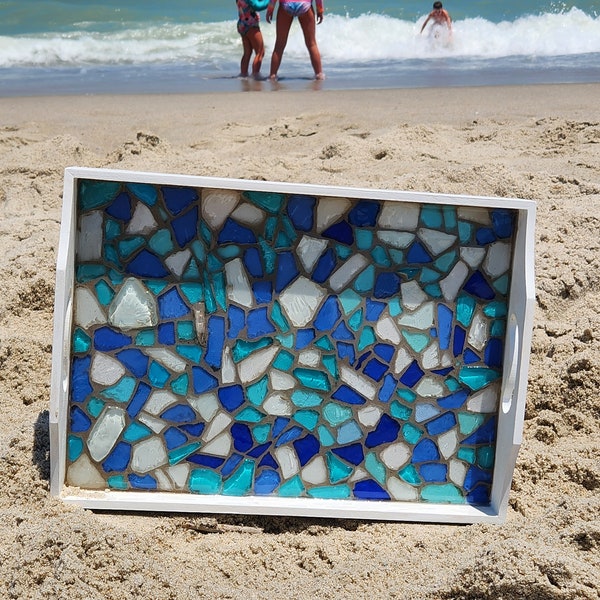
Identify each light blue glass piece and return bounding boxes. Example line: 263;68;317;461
218;245;240;259
354;264;375;293
336;244;353;260
247;376;268;406
456;294;476;327
276;334;294;348
168;442;201;466
148;362;170;388
421;483;465;504
493;274;510;294
348;309;363;332
180;283;203;304
389;249;404;264
434;250;457;273
326;452;353;483
323;402;352;426
105;219;121;241
491;320;506;337
95;280;114;306
190;469;222;494
236;407;266;423
365;452;386;484
73;328;91;353
308;485;351;499
123;421;152;442
397;388;416;403
390;400;412;421
421;205;443;228
458;366;501;390
294;410;319;430
271;301;290;333
458;413;485;435
339;289;362;315
357;326;376;351
291;390;323;408
233;338;273;363
149;229;174;256
415;403;441;422
135;330;155;346
68;435;84;461
402;331;429;353
458;221;472;243
171;373;189;396
87;397;105;418
278;475;305;497
337;420;362;444
107;475;128;490
371;245;391;267
76;264;106;283
191;239;206;263
100;376;136;402
253;423;271;443
258;237;276;274
315;336;334;351
293;368;330;391
356;229;373;250
318;425;336;447
483;301;507;318
222;459;255;496
322;355;338;380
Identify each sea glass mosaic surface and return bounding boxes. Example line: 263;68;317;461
66;180;516;506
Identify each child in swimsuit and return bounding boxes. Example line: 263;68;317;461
236;0;265;78
420;1;452;36
266;0;324;81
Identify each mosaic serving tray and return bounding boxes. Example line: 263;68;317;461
50;168;535;523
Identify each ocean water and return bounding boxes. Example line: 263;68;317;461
1;0;599;95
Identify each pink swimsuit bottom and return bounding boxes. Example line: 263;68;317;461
280;0;312;17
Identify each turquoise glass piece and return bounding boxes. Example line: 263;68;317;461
397;388;416;403
68;435;84;461
483;301;507;318
307;485;351;499
264;216;277;241
371;245;391;267
253;423;271;443
321;355;339;380
339;289;362;314
189;469;222;494
458;221;472;243
180;283;203;304
135;330;155;346
107;269;124;286
275;334;294;348
105;219;121;241
100;377;136;402
282;216;298;242
291;390;323;408
337;420;362;444
259;238;276;274
356;229;373;250
434;250;456;273
222;460;255;496
149;229;174;256
171;373;189;396
456;294;476;326
420;267;440;283
176;344;202;363
399;464;421;485
218;245;240;259
365;452;386;484
273;349;294;371
236;406;266;423
73;328;91;353
145;280;167;294
79;180;119;210
457;447;476;464
421;483;464;503
458;413;484;435
445;376;460;392
402;423;423;445
491;320;506;337
318;425;336;447
421;205;443;228
315;336;334;351
118;237;145;258
207;253;222;273
336;244;353;260
323;402;352;426
326;452;353;483
148;362;170;388
245;190;284;214
127;182;158;206
493;274;510;294
458;366;501;390
203;272;216;313
86;397;105;418
95;280;114;305
123;421;152;442
294;409;319;430
348;308;363;332
247;376;268;406
390;401;412;421
212;272;227;311
190;239;206;263
443;206;457;229
232;338;273;363
278;475;305;497
76;264;106;283
357;326;376;351
477;446;495;469
424;283;442;298
169;442;201;465
176;321;195;341
270;301;290;333
354;264;375;293
107;475;128;490
293;368;331;391
389;249;404;264
402;331;429;353
388;297;402;318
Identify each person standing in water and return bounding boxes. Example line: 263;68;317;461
266;0;325;81
236;0;265;78
420;1;452;36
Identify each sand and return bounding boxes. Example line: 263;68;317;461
0;84;599;599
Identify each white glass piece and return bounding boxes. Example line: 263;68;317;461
441;351;453;367
467;384;499;413
87;406;126;462
484;241;511;278
421;341;440;369
165;249;191;277
349;467;368;483
126;202;157;235
203;411;232;442
457;206;491;225
298;350;320;367
316;197;351;233
380;443;411;470
387;477;419;501
230;203;265;226
168;463;190;490
202;189;239;230
419;228;456;256
188;392;219;422
340;365;377;400
415;377;445;397
440;261;469;302
67;453;106;489
131;436;167;473
145;348;187;373
377;230;415;249
296;235;328;271
263;393;293;416
401;281;428;310
270;369;296;390
145;390;178;415
221;347;236;384
75;287;107;329
279;276;326;327
376;315;401;345
275;446;299;479
77;210;103;261
460;246;486;268
154;469;172;491
108;277;158;331
449;459;467;486
301;456;327;485
238;346;279;384
393;347;413;374
138;412;167;434
397;301;434;330
202;432;232;457
225;258;254;308
378;202;420;230
329;254;369;292
358;405;382;427
90;353;125;386
438;430;458;460
468;310;488;351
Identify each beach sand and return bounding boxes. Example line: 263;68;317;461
0;84;599;599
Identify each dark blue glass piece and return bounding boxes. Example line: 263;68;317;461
116;349;149;378
406;241;432;263
164;426;188;450
332;443;364;466
218;218;257;244
314;296;341;331
128;473;157;490
94;327;132;352
365;299;385;321
192;366;218;393
296;328;315;349
275;251;299;293
322;220;354;245
259;453;279;469
172;205;198;248
158;322;175;345
356;351;371;370
332;384;366;405
412;438;440;463
464;348;480;364
247;441;272;458
231;423;254;453
467;484;491;505
162;404;197;423
364;358;387;382
378;374;397;402
475;227;496;245
336;342;355;365
332;321;354;341
492;209;514;239
162;186;197;216
255;469;281;495
243;247;264;278
437;389;469;409
252;280;273;304
438;304;453;351
348;200;380;227
354;479;391;500
374;343;394;363
275;425;304;447
272;417;290;438
228;305;246;339
70;405;91;432
126;249;169;278
464;271;495;300
127;382;152;418
105;191;132;221
432;367;453;376
293;434;320;466
484;338;503;368
365;414;400;447
425;411;457;436
221;453;243;477
247;307;276;339
453;325;466;357
287;194;316;232
187;453;224;468
179;422;204;437
102;442;131;472
374;272;401;299
461;417;497;445
205;315;225;368
312;249;336;283
464;465;493;491
158;287;191;319
218;384;245;412
71;355;93;402
419;462;447;482
399;361;424;388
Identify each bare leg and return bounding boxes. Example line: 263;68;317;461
270;9;294;79
298;9;323;79
239;34;252;77
245;27;265;77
